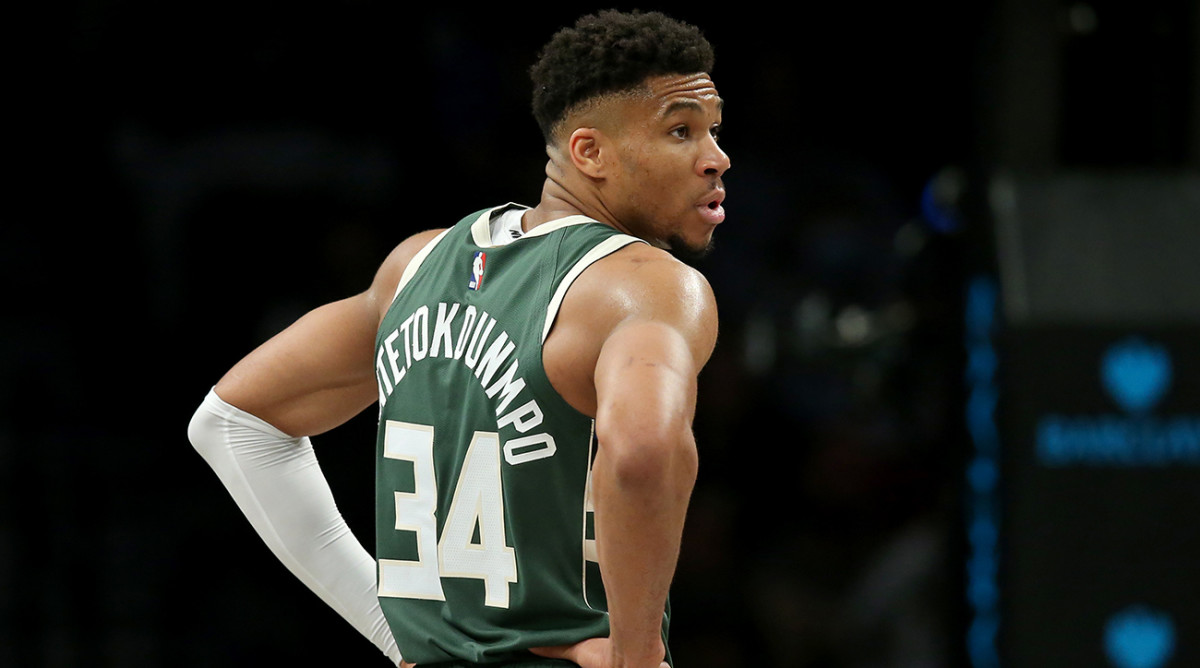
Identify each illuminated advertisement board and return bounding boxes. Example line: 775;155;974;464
999;325;1199;667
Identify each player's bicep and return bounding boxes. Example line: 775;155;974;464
215;292;381;436
214;228;447;436
590;254;717;451
593;320;700;453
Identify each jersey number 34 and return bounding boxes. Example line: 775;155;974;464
378;420;518;608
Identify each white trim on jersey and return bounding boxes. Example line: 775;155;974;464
391;227;452;305
468;203;629;248
581;418;601;611
542;235;644;344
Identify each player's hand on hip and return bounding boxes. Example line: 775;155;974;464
531;638;669;668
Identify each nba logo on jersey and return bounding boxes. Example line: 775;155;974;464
468;251;487;290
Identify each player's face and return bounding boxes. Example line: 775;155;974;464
603;73;729;259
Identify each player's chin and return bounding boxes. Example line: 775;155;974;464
666;231;716;263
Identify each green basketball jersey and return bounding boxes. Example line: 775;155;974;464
374;204;669;666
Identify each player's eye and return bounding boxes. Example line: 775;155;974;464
670;125;690;139
710;124;722;141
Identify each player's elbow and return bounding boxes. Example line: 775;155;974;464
188;399;216;459
597;424;699;493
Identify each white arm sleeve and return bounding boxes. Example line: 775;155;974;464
187;388;402;666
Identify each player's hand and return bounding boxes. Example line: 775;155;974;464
399;660;416;668
530;637;669;668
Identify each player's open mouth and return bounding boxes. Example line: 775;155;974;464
698;190;726;224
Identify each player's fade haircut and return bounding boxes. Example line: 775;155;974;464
530;9;715;145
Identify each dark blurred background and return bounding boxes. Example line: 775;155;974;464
5;1;1199;666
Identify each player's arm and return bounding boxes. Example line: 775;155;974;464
188;228;444;667
589;254;717;667
213;228;445;436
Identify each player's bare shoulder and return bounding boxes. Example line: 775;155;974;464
544;241;717;418
365;228;448;323
573;242;718;363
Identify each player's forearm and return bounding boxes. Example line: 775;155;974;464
591;430;698;666
188;389;402;665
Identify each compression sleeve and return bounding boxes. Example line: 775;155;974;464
188;388;402;666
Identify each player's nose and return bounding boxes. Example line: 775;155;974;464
698;136;730;177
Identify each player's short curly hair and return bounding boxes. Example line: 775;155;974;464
530;10;715;144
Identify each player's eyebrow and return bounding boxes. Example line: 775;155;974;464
662;97;724;118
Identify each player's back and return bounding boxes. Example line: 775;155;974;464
373;204;648;665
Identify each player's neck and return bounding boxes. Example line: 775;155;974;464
525;163;621;234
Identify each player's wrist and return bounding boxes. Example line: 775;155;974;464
608;635;666;668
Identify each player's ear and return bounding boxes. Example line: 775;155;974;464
567;127;606;179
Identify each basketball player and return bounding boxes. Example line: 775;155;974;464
188;10;728;667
